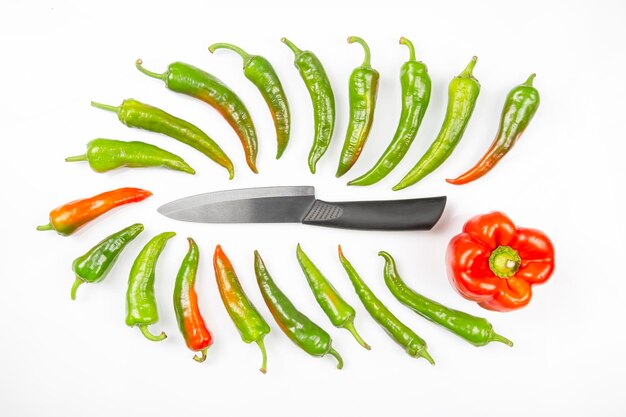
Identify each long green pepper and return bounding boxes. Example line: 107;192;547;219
209;43;291;159
126;231;176;342
296;244;370;350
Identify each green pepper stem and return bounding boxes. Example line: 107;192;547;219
36;223;53;231
343;321;371;350
208;43;251;62
348;36;371;67
135;59;166;80
490;332;514;347
524;73;536;86
419;348;436;365
327;347;344;370
91;101;120;113
139;325;167;342
70;277;84;300
193;348;208;363
281;37;302;55
460;56;478;77
65;154;87;163
399;36;416;61
256;338;268;374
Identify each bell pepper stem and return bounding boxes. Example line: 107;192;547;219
91;101;120;113
399;36;416;61
327;347;344;370
70;277;84;300
193;348;208;363
135;59;166;80
490;332;514;347
256;338;268;374
281;37;302;55
348;36;371;67
208;43;251;62
419;348;436;365
65;154;87;162
344;321;371;350
139;325;167;342
36;223;53;231
524;73;536;86
461;56;478;77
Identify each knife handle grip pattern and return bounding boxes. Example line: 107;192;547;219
302;196;446;231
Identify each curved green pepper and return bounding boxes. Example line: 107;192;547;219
393;56;480;190
336;36;379;178
296;244;370;350
65;139;195;174
254;250;343;369
126;231;175;342
71;223;144;300
91;99;234;178
209;43;291;159
281;37;335;174
349;37;431;186
136;60;258;173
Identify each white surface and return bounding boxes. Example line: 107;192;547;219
1;1;625;416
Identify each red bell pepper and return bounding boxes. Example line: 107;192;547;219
446;211;554;312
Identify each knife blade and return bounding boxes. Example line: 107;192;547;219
157;186;446;231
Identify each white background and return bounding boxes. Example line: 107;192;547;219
1;1;624;416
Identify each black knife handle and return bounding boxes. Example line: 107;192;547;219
301;196;446;231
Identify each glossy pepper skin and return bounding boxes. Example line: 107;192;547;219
209;43;291;159
254;250;343;369
447;212;555;312
336;36;379;177
447;74;540;185
91;99;234;178
174;238;213;362
394;56;480;190
296;244;370;350
126;231;176;341
379;251;512;347
37;187;152;236
65;138;195;174
349;37;431;186
70;223;144;300
136;60;258;173
281;37;335;173
214;245;271;373
338;246;434;364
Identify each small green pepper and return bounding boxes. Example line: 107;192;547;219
71;223;144;300
65;139;195;174
126;231;175;342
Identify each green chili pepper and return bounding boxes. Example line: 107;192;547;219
336;36;379;178
254;250;343;369
70;223;144;300
281;37;335;174
214;245;271;373
393;56;480;191
447;74;540;185
338;246;434;364
209;43;291;159
296;244;370;350
379;251;513;347
126;231;175;342
135;60;258;173
349;37;431;186
65;138;195;174
91;99;234;179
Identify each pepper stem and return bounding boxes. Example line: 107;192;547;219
281;37;302;55
70;277;84;300
208;43;251;62
91;101;120;113
256;338;268;374
460;56;478;77
139;325;167;342
343;321;371;350
348;36;371;67
135;59;166;80
65;154;87;163
36;223;53;231
327;347;344;370
524;73;536;86
193;348;208;363
490;332;514;347
488;245;521;278
399;36;416;61
419;348;436;365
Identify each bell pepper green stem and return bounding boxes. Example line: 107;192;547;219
36;223;53;231
91;101;120;113
208;43;251;61
327;347;344;369
135;59;166;80
488;245;521;278
193;348;208;363
70;278;84;300
257;339;268;374
344;321;371;350
490;332;514;346
461;56;478;77
280;37;302;54
139;325;167;342
524;73;536;86
399;36;416;61
348;36;371;66
65;154;87;162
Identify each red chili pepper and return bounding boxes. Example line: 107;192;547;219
37;187;152;236
446;211;554;312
